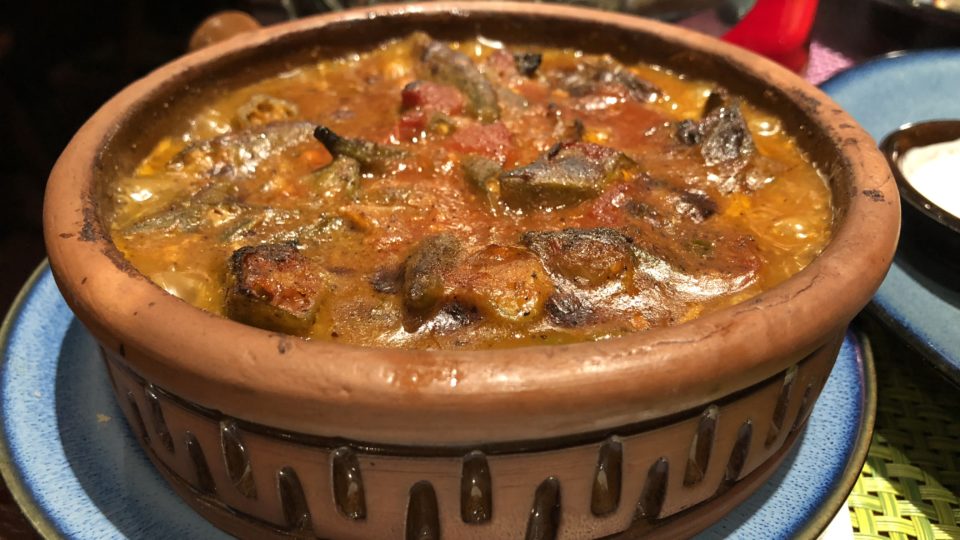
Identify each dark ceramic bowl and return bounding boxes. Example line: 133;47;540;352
43;3;899;538
881;120;960;275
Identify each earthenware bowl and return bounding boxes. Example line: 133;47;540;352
880;120;960;275
42;3;899;538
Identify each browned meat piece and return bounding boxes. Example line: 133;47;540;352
544;291;592;328
447;245;554;323
676;189;718;223
674;90;754;166
500;142;636;210
401;234;461;331
523;228;635;289
700;102;754;166
676;119;702;146
225;243;324;336
551;59;660;102
369;265;404;294
420;40;500;123
235;94;299;128
514;53;542;77
626;228;761;300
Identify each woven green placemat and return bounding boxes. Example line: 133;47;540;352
848;317;960;540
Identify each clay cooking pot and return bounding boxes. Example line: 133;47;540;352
43;3;899;538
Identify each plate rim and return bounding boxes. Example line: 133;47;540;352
0;259;67;540
821;47;960;89
0;261;876;539
821;49;960;386
793;328;876;540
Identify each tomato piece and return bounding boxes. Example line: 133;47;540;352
401;81;466;115
446;122;514;164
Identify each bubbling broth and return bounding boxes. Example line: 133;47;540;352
109;33;832;349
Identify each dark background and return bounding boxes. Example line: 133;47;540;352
0;0;321;316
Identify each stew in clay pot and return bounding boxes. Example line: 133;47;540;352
108;33;831;349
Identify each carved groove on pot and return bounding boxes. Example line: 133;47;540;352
684;405;718;487
718;420;753;496
791;382;817;434
185;431;216;495
145;384;174;454
766;365;799;447
331;446;367;521
591;437;623;517
277;467;312;533
635;457;668;522
526;477;561;540
125;391;150;444
221;419;258;499
460;450;492;524
406;480;440;540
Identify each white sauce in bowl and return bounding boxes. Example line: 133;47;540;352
899;136;960;218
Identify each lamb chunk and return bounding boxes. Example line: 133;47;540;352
514;53;542;77
544;292;592;328
676;119;702;146
430;302;482;334
673;91;754;166
401;234;461;330
523;228;635;288
700;101;754;166
401;81;466;115
676;190;718;223
369;265;404;294
420;40;500;123
553;59;659;102
448;245;553;323
313;125;407;174
500;142;636;210
225;243;323;336
622;225;761;299
235;94;299;128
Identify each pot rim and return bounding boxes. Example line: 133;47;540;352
43;2;899;445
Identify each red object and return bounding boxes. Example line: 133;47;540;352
400;81;465;115
723;0;819;72
447;122;514;164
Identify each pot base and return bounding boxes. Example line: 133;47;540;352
103;332;841;539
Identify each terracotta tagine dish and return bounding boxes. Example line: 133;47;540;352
42;3;899;539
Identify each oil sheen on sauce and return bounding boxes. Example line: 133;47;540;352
108;34;833;350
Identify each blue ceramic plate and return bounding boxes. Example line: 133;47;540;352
822;50;960;385
0;263;870;539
